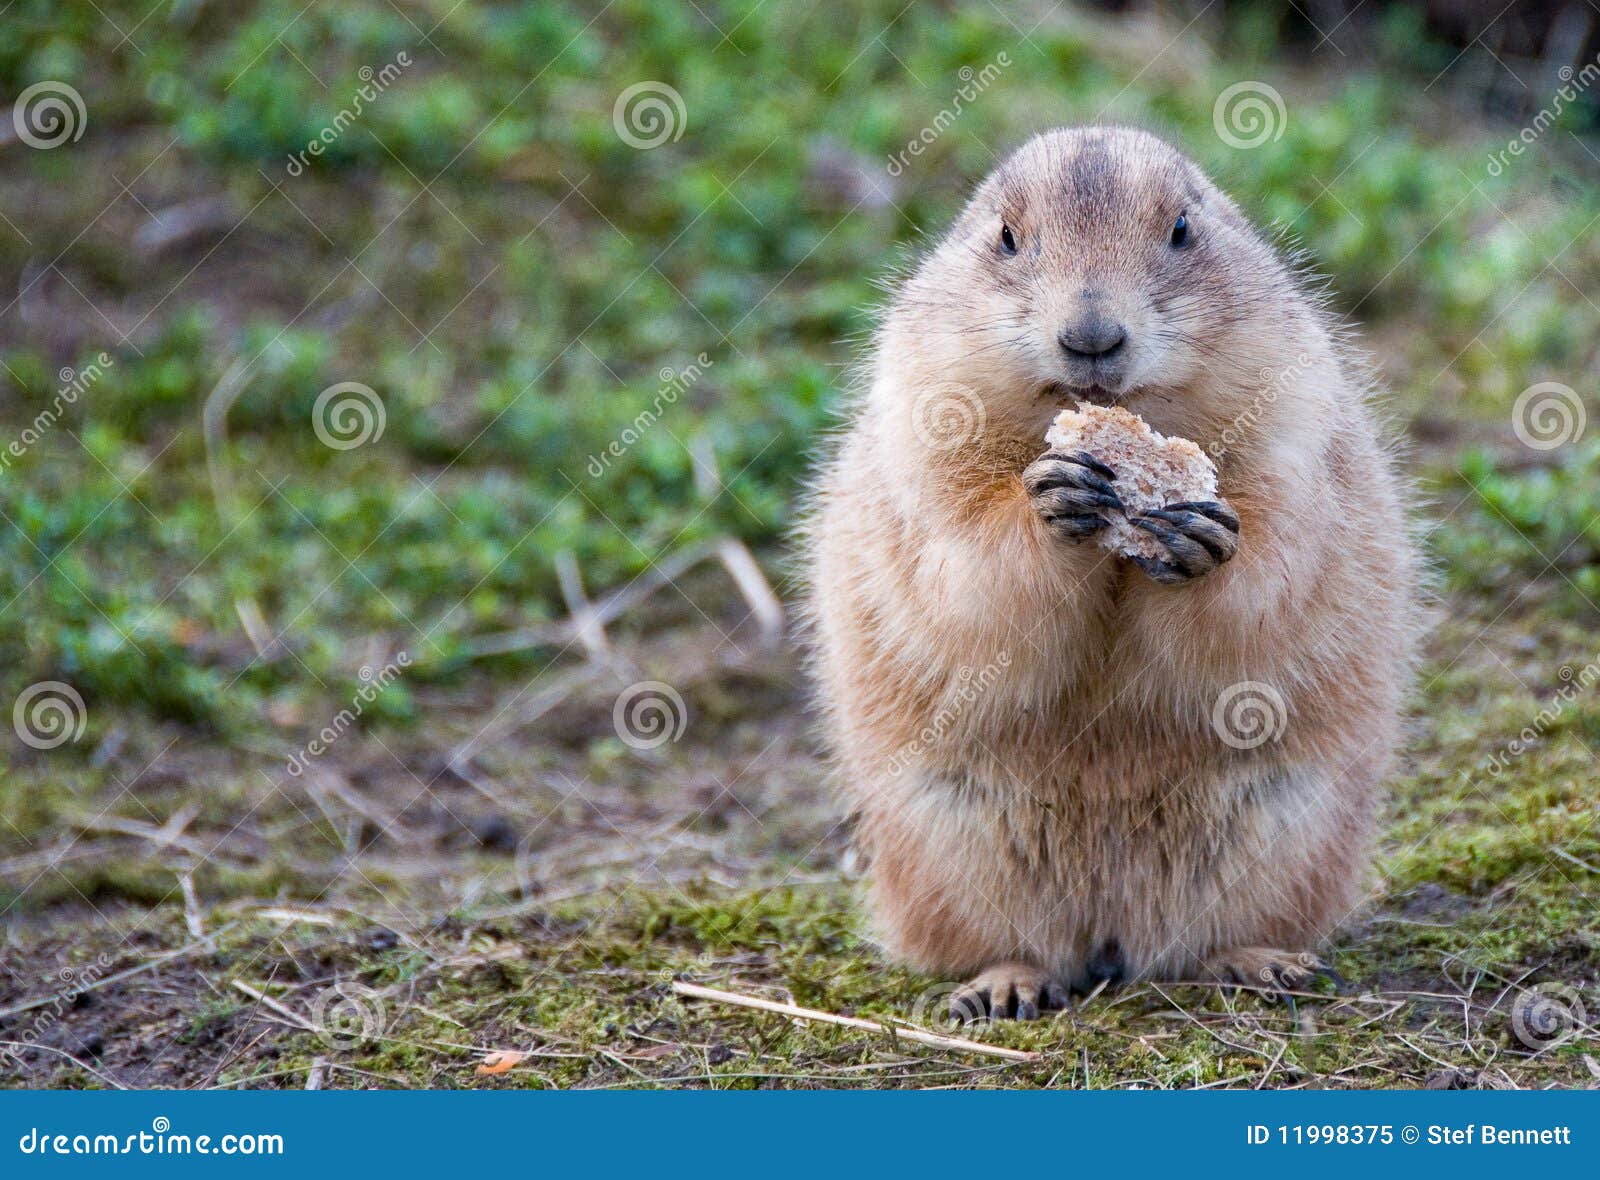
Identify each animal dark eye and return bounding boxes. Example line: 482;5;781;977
1169;214;1189;248
999;224;1017;255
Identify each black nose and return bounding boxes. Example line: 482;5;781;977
1058;318;1127;359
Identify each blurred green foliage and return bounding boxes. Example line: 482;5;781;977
0;0;1595;732
1450;440;1600;601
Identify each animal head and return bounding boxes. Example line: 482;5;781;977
885;127;1301;453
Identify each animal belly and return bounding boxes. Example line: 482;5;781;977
874;752;1337;982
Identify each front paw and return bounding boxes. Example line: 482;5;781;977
1129;498;1240;584
1023;450;1123;543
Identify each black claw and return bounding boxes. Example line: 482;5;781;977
1311;960;1348;991
1073;450;1117;481
1132;517;1217;572
1029;467;1119;502
1016;997;1039;1021
1135;507;1191;526
949;990;986;1025
1044;513;1107;539
1130;554;1190;585
1029;452;1123;504
1047;490;1122;512
1163;499;1240;532
1128;517;1182;545
1129;520;1199;570
1135;510;1231;561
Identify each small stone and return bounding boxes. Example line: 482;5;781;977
472;815;517;852
368;928;399;952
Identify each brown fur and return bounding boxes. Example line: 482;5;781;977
802;128;1423;998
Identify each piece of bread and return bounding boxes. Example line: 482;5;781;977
1045;403;1218;562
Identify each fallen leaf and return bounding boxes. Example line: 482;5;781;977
475;1049;527;1076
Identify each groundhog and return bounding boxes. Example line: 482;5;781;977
804;126;1422;1019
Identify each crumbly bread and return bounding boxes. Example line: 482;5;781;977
1045;403;1217;561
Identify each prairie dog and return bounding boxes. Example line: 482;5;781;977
805;127;1422;1017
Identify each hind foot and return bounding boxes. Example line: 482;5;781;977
1204;946;1343;994
949;962;1066;1022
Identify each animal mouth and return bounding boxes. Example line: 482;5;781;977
1040;380;1121;406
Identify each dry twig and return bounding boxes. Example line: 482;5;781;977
671;980;1039;1063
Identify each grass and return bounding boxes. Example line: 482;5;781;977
0;1;1597;1089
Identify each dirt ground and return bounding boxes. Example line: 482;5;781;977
3;517;1598;1089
